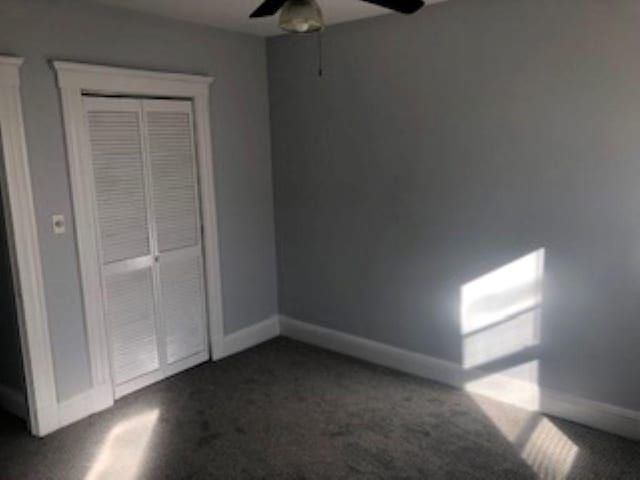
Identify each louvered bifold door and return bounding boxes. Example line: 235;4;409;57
84;97;161;396
143;100;207;367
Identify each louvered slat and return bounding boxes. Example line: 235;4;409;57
144;100;206;365
160;252;206;363
146;109;199;253
87;110;150;264
84;97;207;398
104;267;159;384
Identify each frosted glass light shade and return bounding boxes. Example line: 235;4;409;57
279;0;325;34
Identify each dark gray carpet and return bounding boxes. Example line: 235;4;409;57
1;338;638;479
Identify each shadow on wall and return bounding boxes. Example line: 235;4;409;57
459;249;581;478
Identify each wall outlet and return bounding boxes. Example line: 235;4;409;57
52;214;66;234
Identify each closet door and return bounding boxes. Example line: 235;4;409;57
143;100;207;369
84;97;161;396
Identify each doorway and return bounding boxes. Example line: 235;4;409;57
0;134;28;422
54;62;224;422
83;96;209;398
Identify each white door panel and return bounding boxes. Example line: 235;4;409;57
104;267;159;385
83;96;208;398
86;101;150;264
160;253;206;364
143;99;206;366
145;101;200;253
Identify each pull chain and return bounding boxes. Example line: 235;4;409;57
317;30;323;77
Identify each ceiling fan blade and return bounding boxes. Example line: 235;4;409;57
360;0;425;14
250;0;289;18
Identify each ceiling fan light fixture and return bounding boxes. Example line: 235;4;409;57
279;0;325;34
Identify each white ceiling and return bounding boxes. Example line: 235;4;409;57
94;0;438;37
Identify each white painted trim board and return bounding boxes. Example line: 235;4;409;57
19;310;640;441
41;315;279;434
53;61;225;421
214;315;280;361
279;315;640;441
0;56;58;437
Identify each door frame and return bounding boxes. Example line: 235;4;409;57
0;56;58;436
54;61;225;407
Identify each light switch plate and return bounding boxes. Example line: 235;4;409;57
52;214;66;234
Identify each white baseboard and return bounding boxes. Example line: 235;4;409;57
35;383;113;437
33;315;279;436
0;383;28;419
213;314;280;361
28;313;639;441
57;382;113;431
279;315;640;441
280;315;464;387
540;388;640;441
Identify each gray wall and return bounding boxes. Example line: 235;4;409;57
0;0;277;401
268;0;640;411
0;146;26;397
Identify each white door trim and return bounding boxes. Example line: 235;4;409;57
0;56;58;436
53;62;225;408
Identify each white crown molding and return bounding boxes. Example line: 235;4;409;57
0;57;23;86
53;61;213;97
0;57;23;66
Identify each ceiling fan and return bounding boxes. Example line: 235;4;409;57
250;0;426;34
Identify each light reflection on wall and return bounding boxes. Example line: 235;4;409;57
461;249;544;369
465;360;540;411
463;310;540;371
460;249;579;478
85;408;160;480
460;249;544;410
